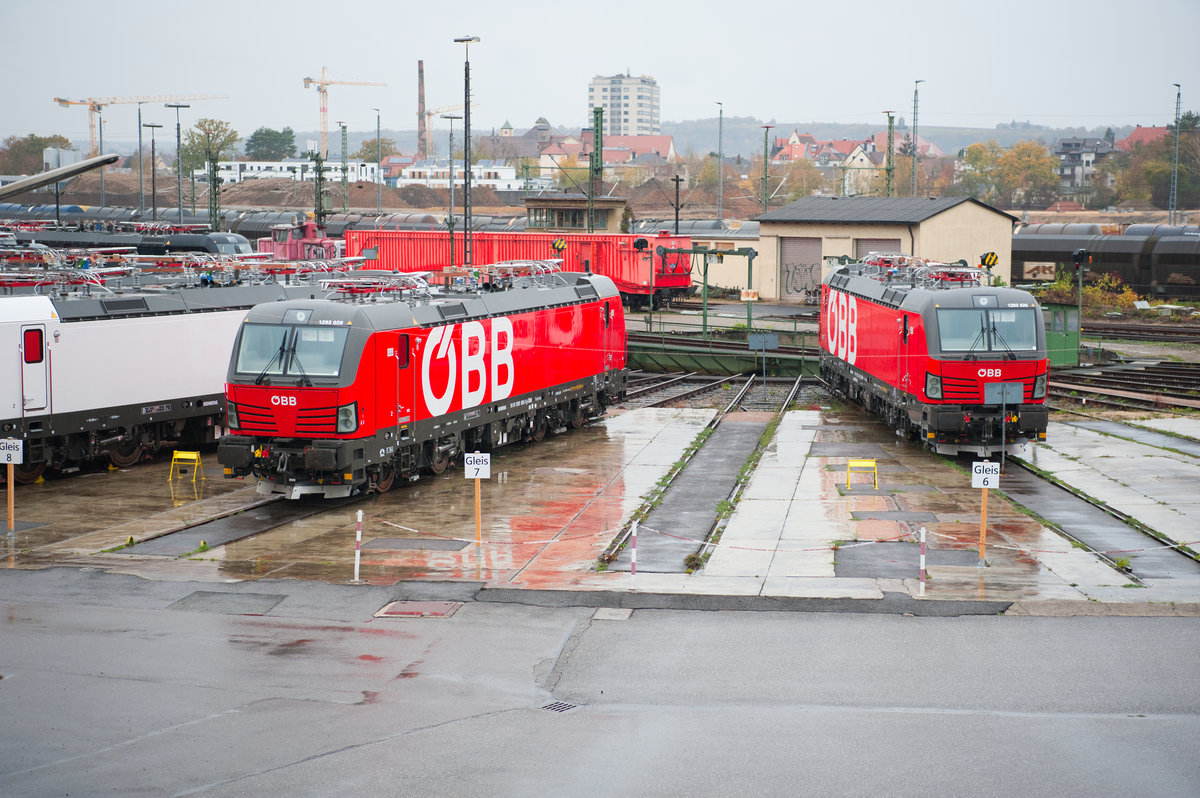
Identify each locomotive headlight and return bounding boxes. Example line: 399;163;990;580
226;402;240;429
925;373;943;400
1033;373;1047;399
336;402;358;433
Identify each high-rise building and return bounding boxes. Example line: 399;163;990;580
587;73;660;136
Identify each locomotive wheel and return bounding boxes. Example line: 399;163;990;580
14;462;46;484
373;465;396;494
531;418;547;442
107;442;145;469
568;403;585;429
429;448;451;475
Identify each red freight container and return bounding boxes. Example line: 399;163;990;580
345;230;695;307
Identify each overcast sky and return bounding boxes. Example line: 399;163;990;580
6;0;1196;149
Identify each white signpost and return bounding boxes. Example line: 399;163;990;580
465;452;491;549
2;438;22;533
971;460;1000;566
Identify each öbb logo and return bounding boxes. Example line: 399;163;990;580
271;395;297;406
978;368;1003;378
824;289;858;365
421;319;515;415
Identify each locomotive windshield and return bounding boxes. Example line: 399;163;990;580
936;308;1039;354
234;322;349;381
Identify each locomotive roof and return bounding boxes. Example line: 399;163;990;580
826;258;1039;313
240;271;619;331
0;283;321;323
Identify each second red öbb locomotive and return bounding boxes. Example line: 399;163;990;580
217;266;627;498
820;254;1049;456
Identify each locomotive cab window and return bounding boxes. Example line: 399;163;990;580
936;308;1038;353
234;322;350;380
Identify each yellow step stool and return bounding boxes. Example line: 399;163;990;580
846;458;878;490
168;450;206;483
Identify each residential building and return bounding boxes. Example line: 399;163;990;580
398;158;550;191
196;158;382;186
1052;137;1116;194
587;73;660;136
1116;125;1170;152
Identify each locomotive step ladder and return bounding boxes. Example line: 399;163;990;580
846;458;878;490
168;450;206;483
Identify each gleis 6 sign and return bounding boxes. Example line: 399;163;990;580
420;318;515;415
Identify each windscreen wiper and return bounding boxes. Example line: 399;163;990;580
255;337;287;385
989;323;1017;360
288;339;313;387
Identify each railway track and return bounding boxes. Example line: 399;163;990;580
1083;320;1200;343
1049;361;1200;413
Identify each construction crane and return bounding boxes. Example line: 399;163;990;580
422;103;477;159
53;94;228;156
303;66;387;159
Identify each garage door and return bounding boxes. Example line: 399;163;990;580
779;237;822;301
854;238;902;258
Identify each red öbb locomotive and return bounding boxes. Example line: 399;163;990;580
217;265;627;498
819;254;1049;456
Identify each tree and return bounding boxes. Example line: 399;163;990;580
957;140;1004;201
180;119;239;174
993;140;1059;207
0;133;74;174
351;137;398;162
244;127;296;161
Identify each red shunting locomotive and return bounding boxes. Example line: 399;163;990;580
819;254;1049;456
217;265;628;498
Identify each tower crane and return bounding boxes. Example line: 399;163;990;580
303;66;387;159
53;94;228;156
422;103;477;159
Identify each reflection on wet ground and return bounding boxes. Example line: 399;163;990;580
5;405;1199;608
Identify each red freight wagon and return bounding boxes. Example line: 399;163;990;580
819;254;1049;457
217;268;627;499
344;229;694;308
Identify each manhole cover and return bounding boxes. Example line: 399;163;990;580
168;591;285;615
834;542;977;579
375;601;461;618
363;537;469;551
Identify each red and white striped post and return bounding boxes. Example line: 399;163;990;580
630;520;638;578
919;525;927;597
353;510;363;582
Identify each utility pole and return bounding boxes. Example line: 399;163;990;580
206;139;221;231
761;124;774;213
373;108;382;215
137;103;145;215
166;103;189;221
338;122;349;212
312;151;328;226
144;122;162;221
1169;83;1182;226
884;111;895;197
97;106;105;206
443;114;461;267
589;107;603;233
911;80;924;196
716;101;723;223
672;174;683;235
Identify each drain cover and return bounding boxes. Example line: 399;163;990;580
374;601;461;618
168;591;285;615
363;537;469;551
542;702;577;713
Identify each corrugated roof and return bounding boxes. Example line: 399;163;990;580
756;196;1015;224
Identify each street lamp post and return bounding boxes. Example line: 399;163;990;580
1170;83;1182;226
716;101;723;223
454;35;480;267
373;108;382;215
166;103;189;221
912;80;924;196
761;124;774;213
442;113;462;268
143;123;163;221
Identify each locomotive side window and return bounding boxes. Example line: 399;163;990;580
23;328;44;364
397;334;409;368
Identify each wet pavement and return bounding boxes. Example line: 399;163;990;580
4;402;1200;615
